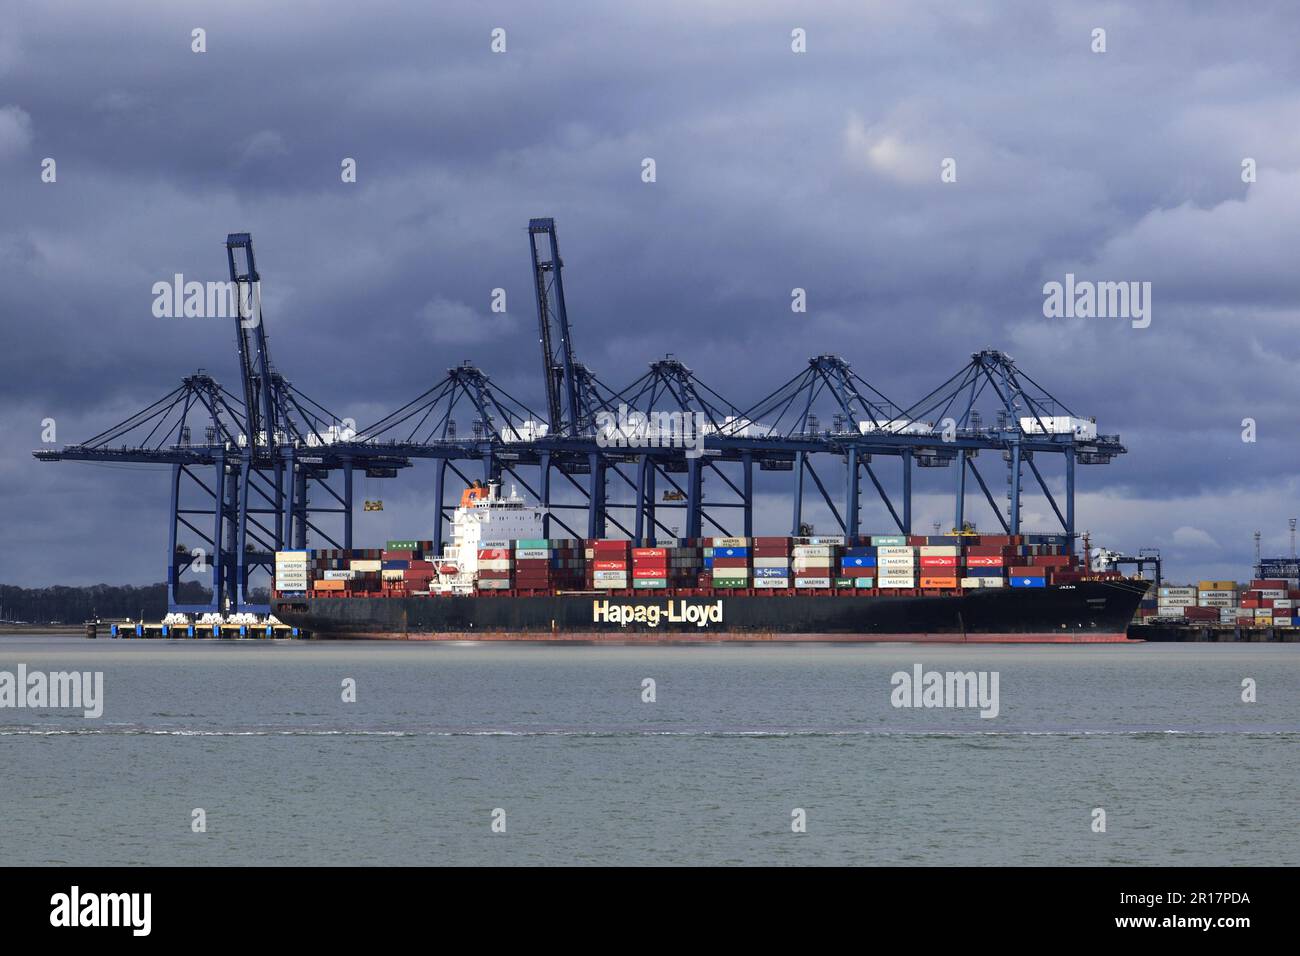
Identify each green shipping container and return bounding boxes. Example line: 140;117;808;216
854;577;875;588
386;540;419;551
633;578;668;589
514;539;550;550
834;577;854;588
871;535;906;546
713;580;749;588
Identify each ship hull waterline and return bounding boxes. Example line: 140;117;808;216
273;581;1146;644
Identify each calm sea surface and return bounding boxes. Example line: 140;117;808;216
0;636;1295;866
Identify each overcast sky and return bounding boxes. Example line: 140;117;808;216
2;1;1297;587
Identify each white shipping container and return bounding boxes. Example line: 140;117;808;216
593;579;629;589
321;570;355;580
794;577;831;588
919;546;960;556
1275;617;1294;626
1158;587;1196;598
977;577;1005;588
753;557;790;569
1156;606;1187;617
1258;589;1287;600
753;578;790;589
876;546;915;557
1272;599;1293;610
593;570;629;582
877;579;916;589
1160;596;1195;607
1198;598;1235;608
349;560;382;572
959;577;984;588
878;556;916;568
791;546;833;558
1198;589;1236;600
478;559;513;571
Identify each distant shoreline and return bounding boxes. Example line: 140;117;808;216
0;625;89;635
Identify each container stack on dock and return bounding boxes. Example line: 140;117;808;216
1240;579;1299;627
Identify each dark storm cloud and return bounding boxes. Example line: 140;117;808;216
2;0;1298;585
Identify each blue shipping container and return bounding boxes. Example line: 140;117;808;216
715;546;749;558
842;547;877;557
841;556;877;568
1009;576;1046;588
753;566;789;578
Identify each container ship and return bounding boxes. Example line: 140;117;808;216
270;481;1147;642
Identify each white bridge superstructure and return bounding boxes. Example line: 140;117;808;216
432;481;545;594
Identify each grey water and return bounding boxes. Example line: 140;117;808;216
0;636;1295;866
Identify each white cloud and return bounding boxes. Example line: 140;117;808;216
0;105;33;157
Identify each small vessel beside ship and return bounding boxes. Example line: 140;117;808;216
270;480;1148;642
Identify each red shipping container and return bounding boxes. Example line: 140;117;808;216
963;546;1004;557
753;536;791;548
633;568;670;579
751;546;791;558
632;548;667;559
1029;555;1070;567
1009;566;1038;576
592;540;631;553
477;570;513;581
964;555;1004;567
592;559;626;571
712;557;749;568
513;557;550;569
477;548;511;560
919;556;957;568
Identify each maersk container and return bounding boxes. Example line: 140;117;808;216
877;578;915;589
515;548;549;560
514;539;550;550
795;577;831;588
753;578;790;588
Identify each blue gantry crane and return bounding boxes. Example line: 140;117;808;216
36;220;1125;613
